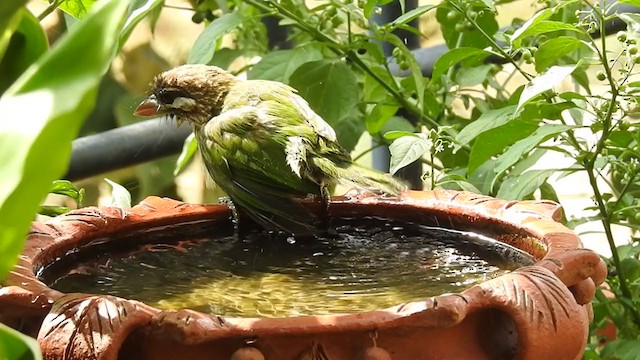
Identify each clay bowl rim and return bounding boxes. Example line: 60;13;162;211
2;189;606;337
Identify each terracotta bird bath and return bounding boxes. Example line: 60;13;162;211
0;190;606;359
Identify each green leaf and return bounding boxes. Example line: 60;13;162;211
384;130;417;140
389;135;430;175
516;21;582;39
517;65;577;111
59;0;97;19
0;0;128;280
49;180;84;204
496;169;555;200
209;48;243;69
534;36;585;72
289;60;360;125
508;9;552;46
332;114;365;152
104;178;132;209
493;124;574;175
454;105;517;149
188;13;245;65
366;103;399;134
619;0;640;6
468;119;538;173
119;0;165;48
0;9;48;95
248;46;323;83
174;133;197;176
38;205;72;217
431;47;492;83
455;64;494;87
0;0;28;60
0;322;42;360
619;13;640;33
389;5;437;30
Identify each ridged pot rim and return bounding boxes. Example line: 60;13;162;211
0;189;607;359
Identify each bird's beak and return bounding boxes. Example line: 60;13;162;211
134;95;163;117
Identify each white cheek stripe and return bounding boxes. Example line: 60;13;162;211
170;97;197;110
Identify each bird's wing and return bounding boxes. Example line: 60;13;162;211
197;107;321;234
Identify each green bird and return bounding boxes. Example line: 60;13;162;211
135;64;406;235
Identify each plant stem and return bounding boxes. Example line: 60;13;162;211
581;0;640;325
243;0;440;129
38;0;64;21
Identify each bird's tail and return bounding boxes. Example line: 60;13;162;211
312;158;408;196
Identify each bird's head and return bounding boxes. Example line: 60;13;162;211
134;64;237;126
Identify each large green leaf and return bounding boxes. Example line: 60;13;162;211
289;60;360;125
454;105;517;150
120;0;165;48
248;46;323;83
431;47;492;83
389;5;437;31
517;65;577;111
58;0;97;19
496;169;555;200
0;0;128;280
493;124;574;176
0;0;28;60
389;135;430;175
534;36;585;72
0;9;48;95
468;119;538;173
188;13;245;65
0;322;41;360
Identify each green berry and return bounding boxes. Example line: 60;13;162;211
619;121;630;131
454;22;465;32
447;10;458;21
596;71;606;81
399;61;410;71
629;38;637;45
392;47;402;58
634;55;640;64
521;49;532;61
191;12;204;24
325;7;337;17
331;16;344;26
617;31;627;42
468;10;478;20
629;46;638;55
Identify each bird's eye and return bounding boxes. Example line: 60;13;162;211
156;89;187;105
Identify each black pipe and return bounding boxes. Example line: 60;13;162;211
65;2;639;181
65;118;192;181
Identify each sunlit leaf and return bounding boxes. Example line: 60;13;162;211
389;135;430;175
619;0;640;6
517;65;577;111
188;13;245;65
508;9;551;46
120;0;165;47
0;0;128;280
105;178;132;209
58;0;97;19
389;5;437;30
619;13;640;33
